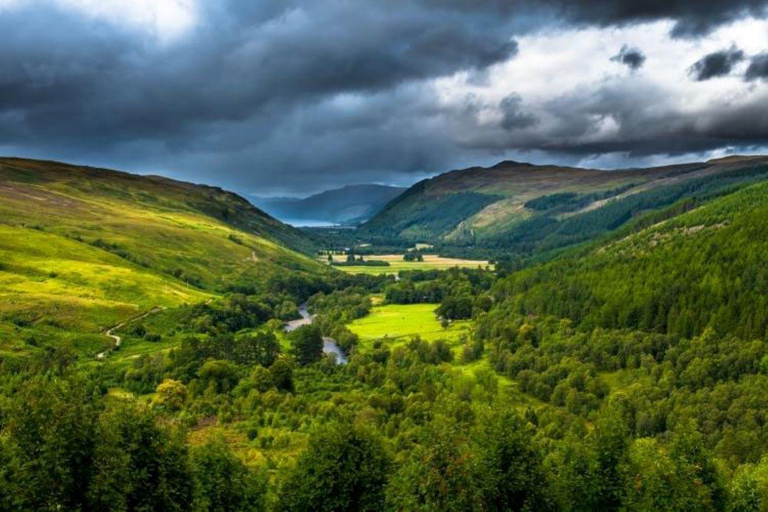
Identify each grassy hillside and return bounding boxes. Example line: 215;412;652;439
0;158;324;357
361;156;768;255
492;177;768;340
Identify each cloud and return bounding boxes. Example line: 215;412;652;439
746;52;768;80
499;94;538;130
611;45;646;70
689;46;746;80
0;0;766;194
545;0;768;37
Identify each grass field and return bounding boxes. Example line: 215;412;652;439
0;158;324;357
347;303;519;389
347;303;471;349
325;254;492;275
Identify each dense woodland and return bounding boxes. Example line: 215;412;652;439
7;163;768;511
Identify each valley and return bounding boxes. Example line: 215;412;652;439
4;156;768;510
6;3;768;510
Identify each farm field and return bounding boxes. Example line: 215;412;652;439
325;253;492;275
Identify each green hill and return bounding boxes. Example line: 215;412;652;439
361;156;768;256
491;175;768;340
0;158;324;357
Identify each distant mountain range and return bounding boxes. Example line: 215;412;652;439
254;184;406;226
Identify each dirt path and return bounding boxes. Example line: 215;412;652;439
96;306;164;360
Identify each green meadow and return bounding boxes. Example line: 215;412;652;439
347;303;471;348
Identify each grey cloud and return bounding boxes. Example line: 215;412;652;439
499;94;539;130
611;45;646;70
746;53;768;80
689;46;745;81
455;78;768;160
0;0;767;194
546;0;768;37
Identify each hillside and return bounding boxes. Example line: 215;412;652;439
361;156;768;254
491;176;768;340
255;184;405;226
0;158;324;357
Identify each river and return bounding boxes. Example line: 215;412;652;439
284;304;348;364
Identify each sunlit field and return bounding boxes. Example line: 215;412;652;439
324;253;492;275
347;303;471;348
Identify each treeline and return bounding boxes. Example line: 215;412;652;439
361;190;501;240
384;268;494;320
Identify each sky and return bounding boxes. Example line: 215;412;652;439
1;1;767;196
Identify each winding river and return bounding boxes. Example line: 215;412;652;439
284;305;348;365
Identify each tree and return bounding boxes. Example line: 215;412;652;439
386;418;484;511
478;411;555;511
93;405;194;512
155;379;188;411
730;457;768;512
290;325;323;366
277;423;390;512
269;357;295;392
3;376;101;511
192;441;266;512
196;360;241;394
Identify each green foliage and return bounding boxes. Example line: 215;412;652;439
493;180;768;340
290;325;324;366
196;360;241;394
155;379;189;412
192;441;267;512
386;417;485;511
277;423;390;512
0;376;199;511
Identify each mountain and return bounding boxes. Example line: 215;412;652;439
255;184;406;226
0;157;324;356
361;156;768;255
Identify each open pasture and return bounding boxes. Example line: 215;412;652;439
326;253;491;275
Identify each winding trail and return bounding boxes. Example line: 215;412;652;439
96;306;164;360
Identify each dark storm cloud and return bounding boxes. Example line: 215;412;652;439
499;94;539;130
0;0;527;192
689;46;746;81
0;0;767;194
746;53;768;80
611;45;646;70
459;80;768;159
543;0;768;37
